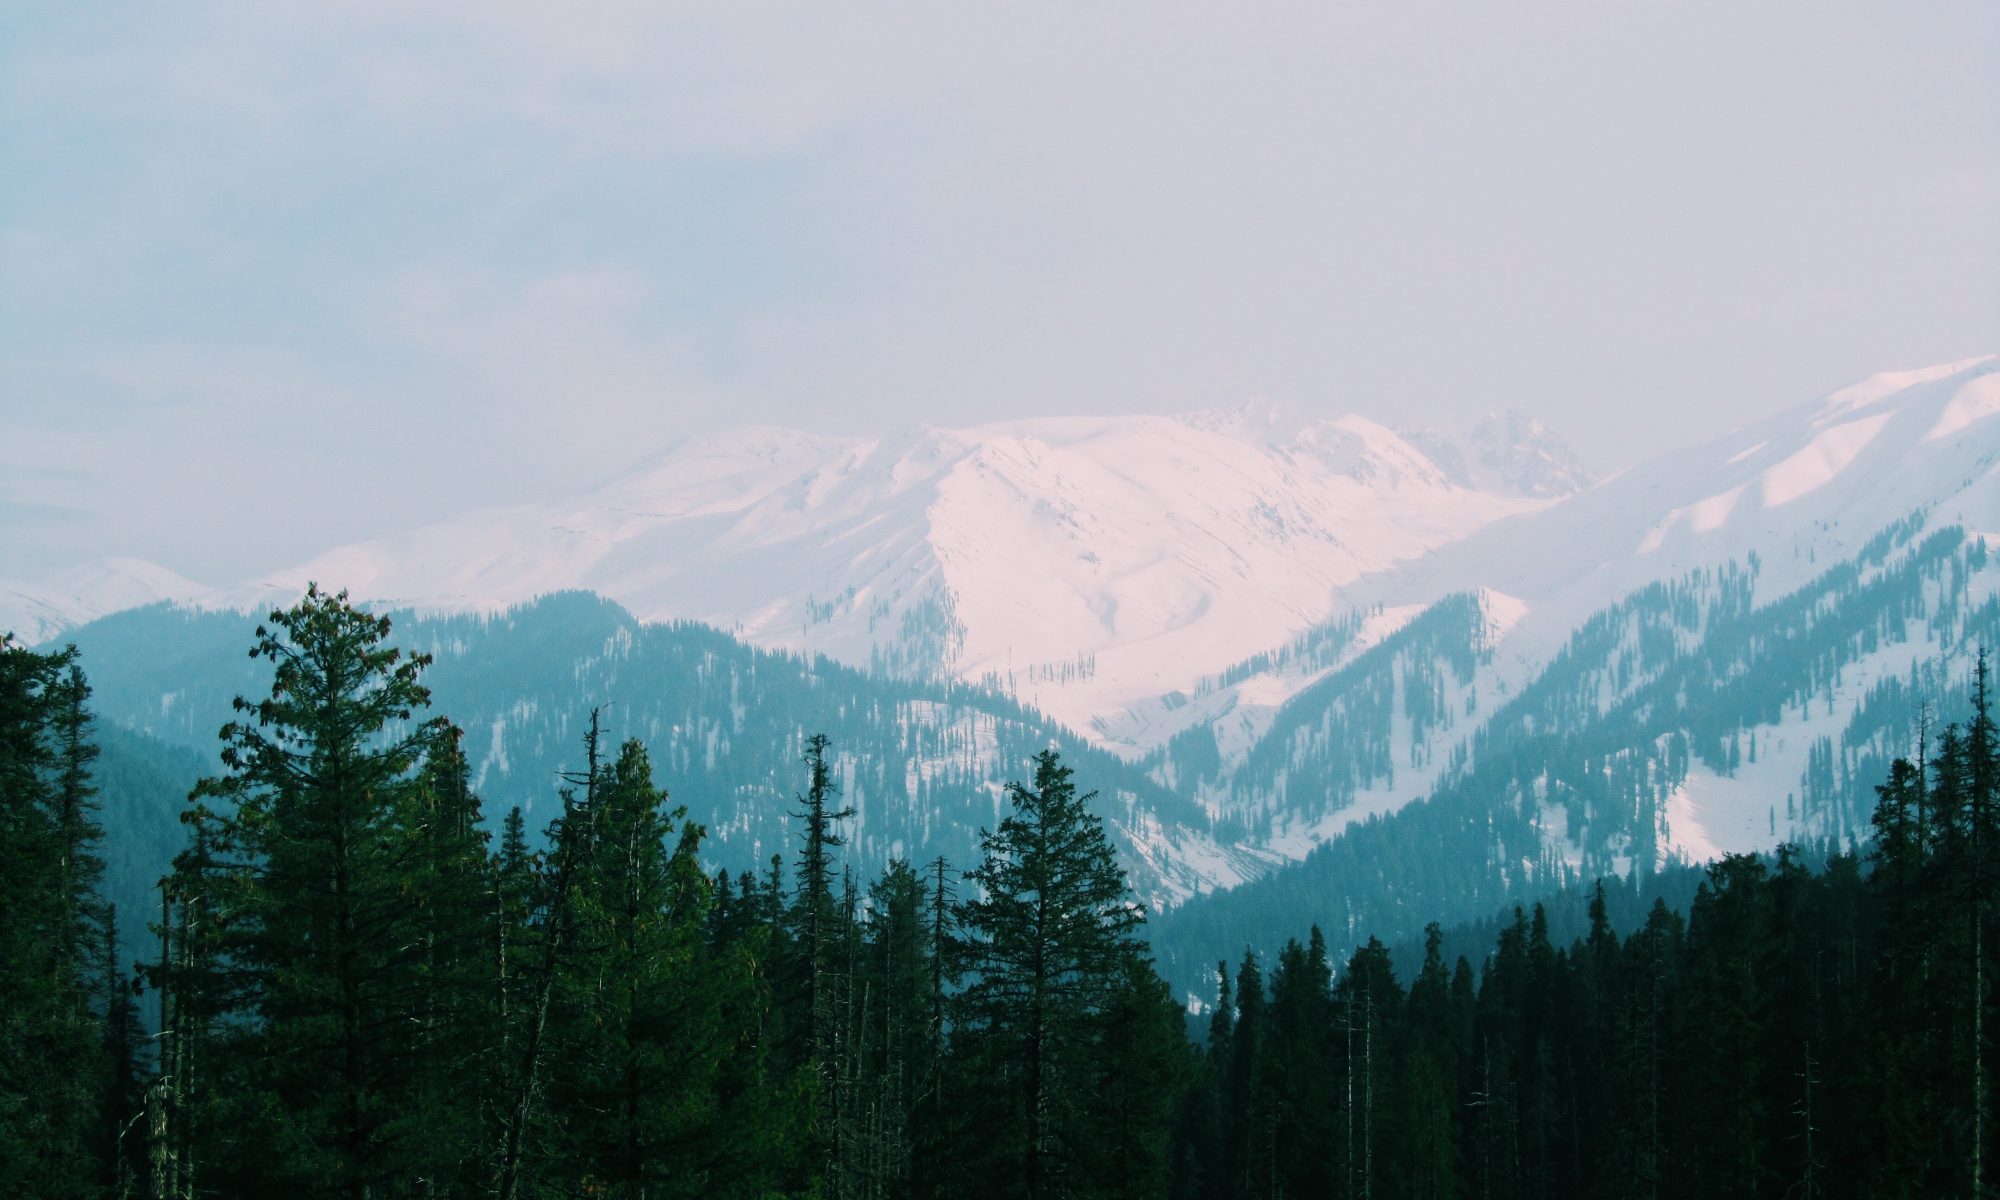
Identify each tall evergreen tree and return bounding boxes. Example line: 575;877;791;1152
857;858;933;1198
497;709;608;1200
1224;950;1267;1200
169;585;475;1197
551;738;754;1197
95;903;149;1198
1266;931;1338;1200
954;749;1158;1200
795;734;856;1060
0;639;107;1197
1402;924;1461;1200
389;725;495;1194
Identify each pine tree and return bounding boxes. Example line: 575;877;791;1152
552;737;744;1198
389;724;495;1194
0;639;108;1197
1681;855;1774;1200
48;662;106;1005
787;732;856;1190
172;584;472;1197
1403;924;1461;1200
1225;950;1266;1200
858;858;932;1198
1266;931;1338;1200
1966;651;1996;1197
1177;962;1233;1200
794;733;856;1074
1083;949;1189;1200
498;709;608;1200
494;803;535;1062
911;856;959;1200
97;905;149;1198
1337;938;1401;1200
955;749;1152;1200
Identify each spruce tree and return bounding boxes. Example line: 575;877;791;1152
97;906;149;1198
955;749;1152;1200
793;732;855;1079
0;639;107;1197
498;709;608;1200
1403;924;1461;1200
172;584;472;1197
859;858;933;1197
551;738;739;1198
389;725;495;1194
1225;950;1266;1200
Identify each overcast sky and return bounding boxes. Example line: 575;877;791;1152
3;2;1994;583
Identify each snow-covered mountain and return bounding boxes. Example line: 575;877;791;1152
1;557;205;645
1135;355;2000;993
1370;355;1999;646
203;400;1570;745
1401;409;1599;499
1159;355;2000;824
26;357;2000;943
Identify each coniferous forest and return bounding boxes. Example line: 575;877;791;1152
5;586;1999;1198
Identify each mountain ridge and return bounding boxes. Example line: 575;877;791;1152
21;357;2000;999
81;399;1583;745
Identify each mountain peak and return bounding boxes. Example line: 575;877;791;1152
1820;354;1998;418
1401;410;1595;499
1;556;205;645
1175;396;1313;444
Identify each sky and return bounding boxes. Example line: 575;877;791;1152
3;2;1994;583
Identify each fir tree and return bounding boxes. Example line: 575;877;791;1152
0;639;108;1197
552;738;740;1198
789;732;855;1186
171;585;471;1197
955;749;1154;1200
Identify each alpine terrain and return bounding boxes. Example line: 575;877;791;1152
14;355;2000;995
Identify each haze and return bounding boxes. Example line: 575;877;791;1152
2;2;1993;582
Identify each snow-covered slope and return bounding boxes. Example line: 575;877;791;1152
1402;409;1599;499
1361;355;2000;663
28;358;2000;915
206;401;1562;743
1;558;205;645
1159;355;2000;872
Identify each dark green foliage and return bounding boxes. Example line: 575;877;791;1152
0;639;113;1196
16;580;2000;1200
948;750;1184;1200
1173;668;2000;1200
163;585;468;1196
61;593;1207;906
13;594;1190;1199
538;738;799;1199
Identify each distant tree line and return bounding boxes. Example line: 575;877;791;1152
3;591;1996;1198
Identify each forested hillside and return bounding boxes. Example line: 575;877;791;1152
58;592;1238;914
5;590;1192;1198
6;587;1997;1199
50;516;2000;1009
1178;664;2000;1200
1152;520;2000;999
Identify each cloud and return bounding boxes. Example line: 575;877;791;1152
0;1;1993;580
0;495;84;526
362;262;721;458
